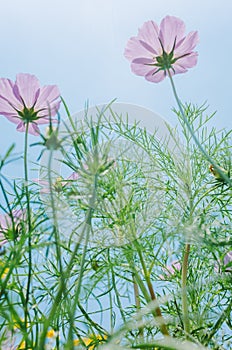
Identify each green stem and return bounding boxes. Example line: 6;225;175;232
61;96;76;131
181;243;191;335
132;273;144;337
66;173;98;349
24;122;32;344
37;233;82;349
47;150;63;277
47;149;64;346
133;240;169;336
167;71;231;187
108;249;127;325
204;298;232;343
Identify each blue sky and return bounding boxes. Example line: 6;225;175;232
0;0;231;170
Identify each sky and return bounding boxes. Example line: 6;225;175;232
0;0;232;174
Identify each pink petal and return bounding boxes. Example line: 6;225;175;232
4;114;22;125
224;251;232;266
174;52;198;71
124;37;153;62
34;85;60;118
28;123;40;135
35;85;60;111
159;16;186;53
33;179;49;185
0;97;19;116
33;116;52;124
0;78;22;111
175;31;199;56
139;40;157;54
67;172;79;180
0;214;7;231
137;21;161;55
36;101;60;118
0;238;8;246
171;65;187;74
15;73;40;108
16;121;40;135
131;57;156;77
145;69;166;83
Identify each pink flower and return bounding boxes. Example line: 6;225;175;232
0;73;60;135
223;251;232;273
0;209;26;245
66;172;79;181
214;251;232;273
160;260;181;280
124;15;199;83
34;172;79;194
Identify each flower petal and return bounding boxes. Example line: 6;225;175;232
16;121;40;135
137;21;161;55
145;69;166;83
0;214;7;231
34;85;60;117
0;78;22;111
159;16;186;53
131;58;155;77
124;37;152;62
0;97;19;116
174;52;198;71
67;172;79;180
15;73;40;108
4;114;21;125
175;31;199;56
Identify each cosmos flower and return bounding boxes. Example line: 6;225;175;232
34;172;79;194
223;251;232;272
160;260;181;280
124;15;199;83
214;251;232;274
0;209;26;245
0;73;60;135
73;335;107;349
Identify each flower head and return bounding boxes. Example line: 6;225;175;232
223;251;232;272
0;209;26;244
160;260;181;280
73;334;106;349
0;73;60;135
124;15;199;83
34;172;79;194
214;251;232;274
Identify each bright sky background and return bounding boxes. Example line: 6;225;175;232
0;0;232;172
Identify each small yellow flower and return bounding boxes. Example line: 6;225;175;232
73;334;107;349
17;340;32;350
46;328;58;338
0;260;9;279
13;317;30;330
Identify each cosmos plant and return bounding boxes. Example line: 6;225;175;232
0;15;231;350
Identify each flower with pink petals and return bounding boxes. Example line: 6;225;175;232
0;73;60;135
34;172;79;194
0;209;26;244
124;15;199;83
223;251;232;273
160;260;181;280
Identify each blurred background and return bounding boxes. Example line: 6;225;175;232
0;0;231;175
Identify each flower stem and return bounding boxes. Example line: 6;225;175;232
181;243;191;335
167;71;231;186
133;240;169;336
132;273;143;337
47;150;63;277
24;122;32;344
66;173;98;349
